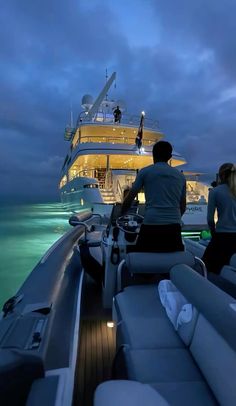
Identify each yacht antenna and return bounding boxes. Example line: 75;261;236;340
105;68;108;101
87;72;116;120
70;102;74;127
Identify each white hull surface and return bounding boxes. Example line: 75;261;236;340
182;203;208;230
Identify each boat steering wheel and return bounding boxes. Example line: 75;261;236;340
116;214;144;234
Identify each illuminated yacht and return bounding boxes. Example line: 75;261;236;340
59;72;209;227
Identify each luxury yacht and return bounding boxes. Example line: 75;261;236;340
59;72;209;229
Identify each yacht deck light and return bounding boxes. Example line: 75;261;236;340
107;321;115;328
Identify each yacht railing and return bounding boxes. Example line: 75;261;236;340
105;170;113;189
78;134;155;146
116;179;123;201
77;111;159;131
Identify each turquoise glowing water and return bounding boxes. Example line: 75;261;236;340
0;203;72;308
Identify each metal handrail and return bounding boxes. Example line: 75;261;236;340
77;111;159;130
78;135;156;145
116;179;123;200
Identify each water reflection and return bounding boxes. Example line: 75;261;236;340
0;202;72;308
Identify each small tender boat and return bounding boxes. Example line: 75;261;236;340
1;203;236;405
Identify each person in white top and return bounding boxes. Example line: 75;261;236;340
121;141;186;252
202;162;236;273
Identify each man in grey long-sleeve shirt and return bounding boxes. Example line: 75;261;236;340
121;141;186;252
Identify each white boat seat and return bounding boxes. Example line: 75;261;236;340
183;239;206;259
114;266;236;406
113;283;197;350
221;265;236;285
94;380;169;406
116;251;196;292
78;230;102;248
207;255;236;298
125;251;195;274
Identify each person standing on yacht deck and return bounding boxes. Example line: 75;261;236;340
202;163;236;274
121;141;186;252
113;106;122;123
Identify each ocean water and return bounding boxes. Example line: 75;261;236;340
0;203;72;308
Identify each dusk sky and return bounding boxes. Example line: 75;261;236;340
1;0;236;202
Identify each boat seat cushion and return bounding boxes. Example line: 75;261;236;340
124;347;203;383
113;267;236;405
79;230;102;247
94;380;169;406
151;382;217;406
114;282;198;349
113;285;166;322
170;265;236;350
184;239;206;259
190;314;236;406
220;265;236;284
125;251;195;274
117;316;184;349
207;268;236;299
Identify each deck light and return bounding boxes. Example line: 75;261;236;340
107;321;115;328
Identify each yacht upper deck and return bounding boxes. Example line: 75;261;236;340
66;113;163;150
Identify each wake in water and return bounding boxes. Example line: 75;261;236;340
0;202;73;308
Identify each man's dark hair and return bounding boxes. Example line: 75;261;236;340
152;141;173;163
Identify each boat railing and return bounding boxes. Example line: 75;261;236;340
77;111;159;130
78;134;155;146
116;179;123;201
105;170;113;189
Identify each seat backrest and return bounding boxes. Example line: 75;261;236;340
171;265;236;405
94;380;169;406
221;265;236;285
184;238;206;259
230;253;236;268
125;251;195;274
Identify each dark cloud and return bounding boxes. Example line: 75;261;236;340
1;0;236;201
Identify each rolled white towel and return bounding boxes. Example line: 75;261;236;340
158;280;178;307
165;291;188;330
176;304;193;328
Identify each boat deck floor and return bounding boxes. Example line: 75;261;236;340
73;275;116;406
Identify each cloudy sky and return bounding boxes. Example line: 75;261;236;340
1;0;236;202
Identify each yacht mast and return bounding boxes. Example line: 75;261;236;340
87;72;116;120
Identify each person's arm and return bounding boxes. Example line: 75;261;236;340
120;171;143;214
180;181;186;216
207;189;216;234
121;188;138;214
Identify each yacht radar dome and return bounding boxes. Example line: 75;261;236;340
81;94;94;110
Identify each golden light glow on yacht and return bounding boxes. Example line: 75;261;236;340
66;153;186;182
70;124;163;148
